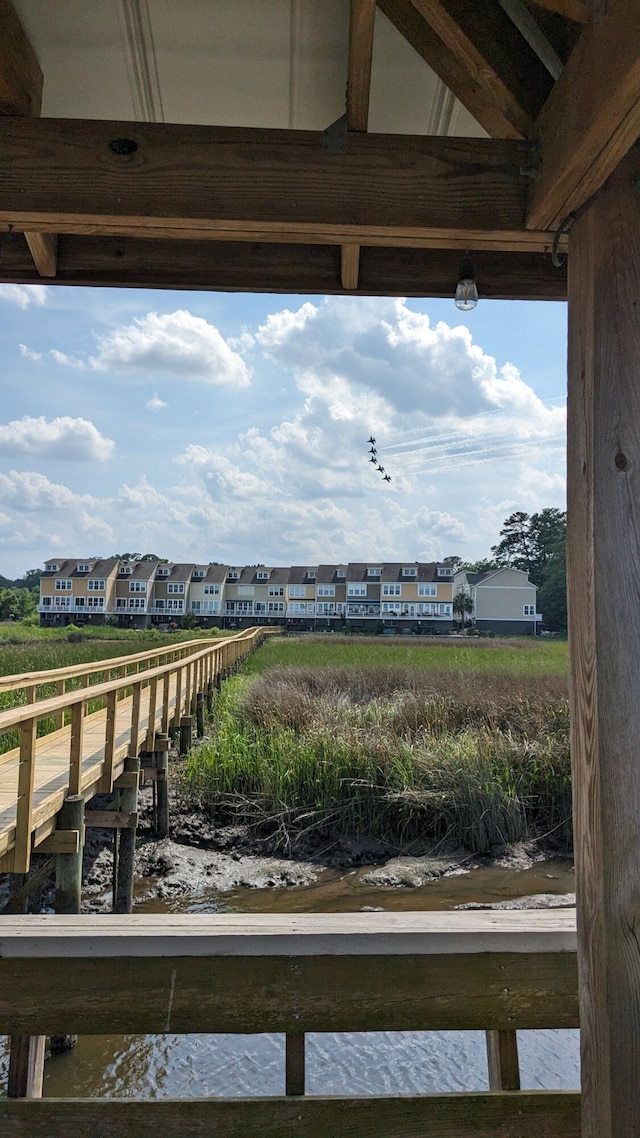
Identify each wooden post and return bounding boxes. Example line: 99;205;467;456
114;754;140;914
14;717;37;873
129;681;142;755
206;680;214;712
179;715;193;755
567;145;640;1138
146;676;158;750
196;692;205;738
53;678;64;730
100;688;117;793
286;1032;305;1096
7;1035;45;1099
68;700;84;796
54;794;84;914
485;1030;520;1090
172;666;183;731
161;671;171;735
154;733;170;839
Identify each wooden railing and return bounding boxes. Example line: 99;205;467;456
0;627;279;872
0;910;580;1135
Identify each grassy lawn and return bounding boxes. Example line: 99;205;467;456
182;636;572;855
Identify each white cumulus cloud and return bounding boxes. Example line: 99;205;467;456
0;284;48;308
87;310;250;386
146;393;168;411
0;417;114;462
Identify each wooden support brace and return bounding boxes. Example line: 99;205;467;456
24;231;57;276
285;1032;306;1096
85;810;138;830
7;1034;45;1099
341;243;360;289
38;830;80;856
113;770;140;790
0;857;55;915
486;1029;520;1090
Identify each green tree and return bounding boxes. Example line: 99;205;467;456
462;558;500;574
452;590;474;633
0;586;36;621
443;555;463;569
492;508;566;587
536;538;567;632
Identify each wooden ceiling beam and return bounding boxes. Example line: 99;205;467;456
345;0;377;289
0;1;57;278
347;0;377;131
0;118;548;249
0;0;42;116
528;0;592;21
378;0;550;139
0;233;567;300
527;0;640;230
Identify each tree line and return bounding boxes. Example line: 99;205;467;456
446;507;567;632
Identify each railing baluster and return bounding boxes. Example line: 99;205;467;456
100;689;117;793
486;1030;520;1090
14;717;37;873
130;682;142;754
54;679;64;730
285;1032;305;1096
68;701;84;796
146;676;158;750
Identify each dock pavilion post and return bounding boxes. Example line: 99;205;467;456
567;144;640;1138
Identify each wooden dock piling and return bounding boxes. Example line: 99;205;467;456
196;692;205;738
154;734;170;839
179;715;193;756
54;795;84;915
113;754;140;915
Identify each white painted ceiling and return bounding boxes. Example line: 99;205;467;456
12;0;486;137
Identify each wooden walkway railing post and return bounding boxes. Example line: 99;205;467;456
68;701;85;797
285;1032;306;1096
486;1030;520;1090
14;717;37;873
54;794;84;915
154;733;170;839
113;753;140;914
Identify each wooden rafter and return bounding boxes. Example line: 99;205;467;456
0;234;567;300
528;0;592;21
347;0;377;131
377;0;551;138
345;0;377;289
0;119;550;250
527;0;640;230
0;0;42;115
0;0;57;278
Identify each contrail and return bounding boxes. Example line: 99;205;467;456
406;438;565;475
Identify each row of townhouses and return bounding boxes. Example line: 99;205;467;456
38;558;541;635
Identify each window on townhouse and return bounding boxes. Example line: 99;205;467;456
289;585;306;598
367;568;381;577
55;579;72;591
88;579;105;591
193;570;204;579
417;602;435;616
347;583;367;597
166;599;184;612
317;602;334;615
128;598;145;610
307;571;316;580
268;586;284;596
116;599;127;609
40;596;52;607
523;604;536;616
120;565;133;574
317;585;335;597
255;602;266;613
336;569;346;578
402;567;417;577
76;563;91;573
439;603;452;615
87;596;104;608
156;566;170;576
129;581;146;593
256;571;270;580
268;601;284;614
75;597;85;607
167;583;185;594
55;596;71;608
45;563;59;572
191;601;201;612
289;602;313;615
236;600;253;613
437;567;453;577
382;584;401;597
382;602;401;614
155;599;165;611
204;584;220;595
203;601;220;614
418;584;437;597
227;570;239;580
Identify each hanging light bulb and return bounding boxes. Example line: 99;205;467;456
454;256;478;311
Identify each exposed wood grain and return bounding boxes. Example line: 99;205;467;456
567;146;640;1138
0;119;534;244
68;702;84;796
341;243;361;289
0;952;578;1035
486;1029;521;1089
54;796;84;916
0;0;42;115
348;0;376;131
0;233;568;298
6;1034;44;1098
84;810;136;830
23;231;57;277
527;0;640;229
37;830;79;855
13;719;36;873
0;1092;582;1136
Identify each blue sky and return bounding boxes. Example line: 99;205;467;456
0;283;567;578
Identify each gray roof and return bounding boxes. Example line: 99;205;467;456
203;565;229;584
45;557;119;578
380;562;439;583
288;565;318;585
316;564;347;583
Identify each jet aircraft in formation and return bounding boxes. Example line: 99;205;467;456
365;437;391;481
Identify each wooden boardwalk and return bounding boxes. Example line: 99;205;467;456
0;628;272;873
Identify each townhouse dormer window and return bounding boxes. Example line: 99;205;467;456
256;571;270;580
157;567;170;577
307;571;316;580
336;569;346;578
45;563;59;572
367;568;381;577
437;567;453;577
193;570;205;579
228;570;239;580
76;563;91;573
121;565;133;574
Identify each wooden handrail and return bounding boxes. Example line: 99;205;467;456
0;628;274;734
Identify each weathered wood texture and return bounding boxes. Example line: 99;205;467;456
347;0;376;131
527;0;640;229
54;796;84;915
486;1029;520;1090
6;1034;45;1098
0;1093;582;1137
407;0;552;136
0;0;42;116
0;234;568;298
567;146;640;1138
0;950;577;1035
0;119;536;245
23;231;57;276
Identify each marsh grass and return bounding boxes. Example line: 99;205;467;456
182;640;572;855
